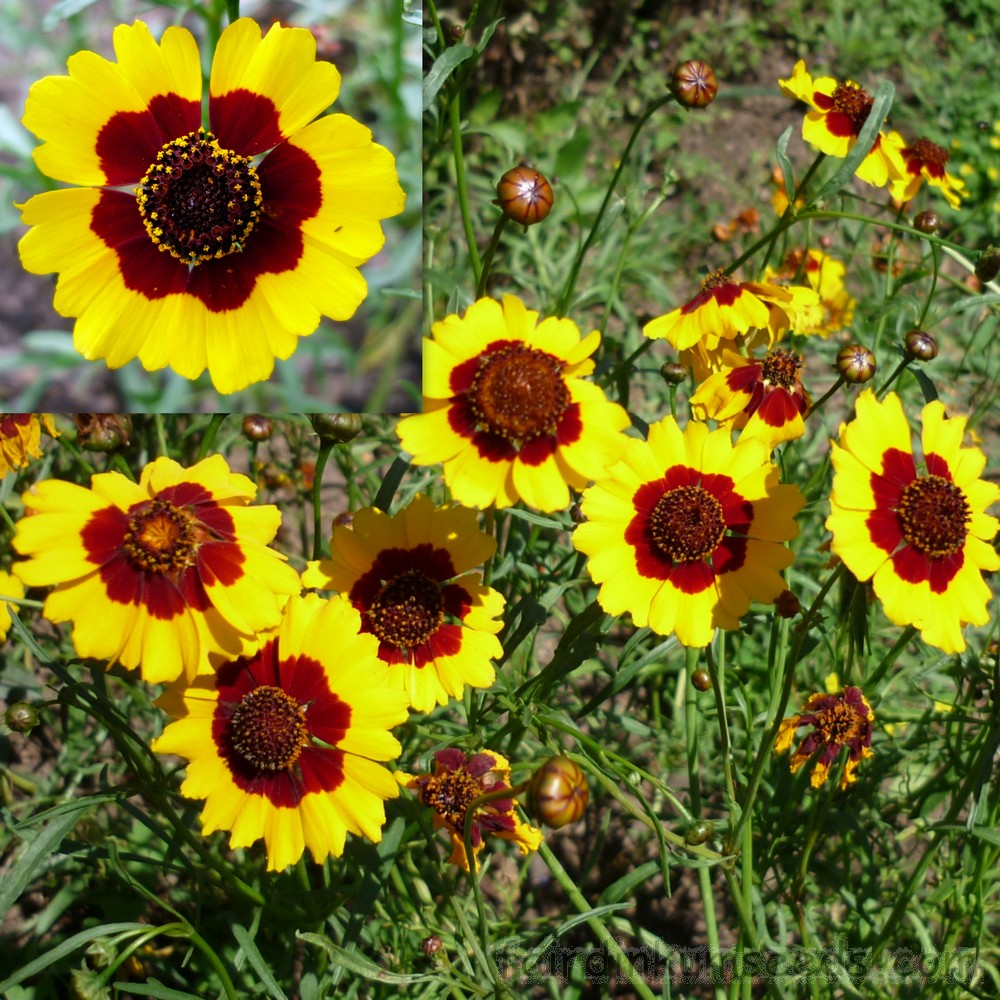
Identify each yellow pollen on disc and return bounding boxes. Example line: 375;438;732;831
647;485;726;562
229;685;309;772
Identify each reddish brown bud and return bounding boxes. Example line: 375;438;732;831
974;246;1000;283
913;210;940;234
496;165;554;226
836;345;876;384
774;589;801;619
671;60;718;109
529;756;588;828
242;414;273;442
691;668;712;692
421;935;443;957
904;329;938;362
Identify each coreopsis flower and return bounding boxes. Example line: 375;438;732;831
0;570;26;643
397;295;630;512
1;414;57;478
826;390;1000;653
690;348;810;450
397;748;542;872
765;248;855;338
152;593;410;872
17;18;405;394
643;270;816;353
778;60;905;188
573;417;804;648
886;133;967;209
12;455;301;682
775;686;874;789
301;494;503;712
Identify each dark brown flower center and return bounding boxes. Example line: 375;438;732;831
815;701;863;745
831;82;873;133
701;268;736;292
907;137;949;169
229;685;308;772
761;349;803;388
366;570;444;649
421;767;486;830
896;475;970;557
648;485;726;562
137;128;262;266
468;344;569;444
123;499;197;574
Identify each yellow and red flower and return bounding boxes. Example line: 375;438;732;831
764;248;855;339
775;686;874;789
397;295;630;512
17;18;404;394
152;593;410;871
301;494;503;712
1;414;57;478
0;570;26;643
643;270;816;354
397;748;542;872
573;417;804;647
886;133;967;209
827;390;1000;653
690;348;810;450
12;454;301;682
778;60;905;188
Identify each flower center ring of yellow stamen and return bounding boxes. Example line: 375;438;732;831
896;475;970;557
422;769;485;829
815;701;862;744
229;685;309;772
136;128;263;266
469;345;570;444
761;349;803;388
648;485;726;562
123;499;197;573
831;82;874;131
367;569;444;649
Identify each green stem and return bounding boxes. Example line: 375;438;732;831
556;92;676;316
449;93;482;287
225;0;239;25
476;215;509;298
538;842;658;1000
804;374;846;419
874;358;909;399
195;414;227;461
311;443;334;561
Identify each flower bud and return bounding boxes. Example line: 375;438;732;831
904;329;938;362
684;819;714;846
528;756;588;828
660;361;689;385
691;668;712;692
671;60;718;109
242;414;273;442
836;345;876;384
974;246;1000;283
774;589;801;619
912;210;940;234
569;502;585;525
421;935;443;957
496;165;554;226
72;414;132;452
309;413;364;443
5;701;39;734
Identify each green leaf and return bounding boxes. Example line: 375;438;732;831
233;924;289;1000
422;20;501;111
809;78;895;206
774;124;796;207
910;366;939;404
108;981;205;1000
0;798;96;917
598;862;662;906
297;933;433;985
0;923;147;993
